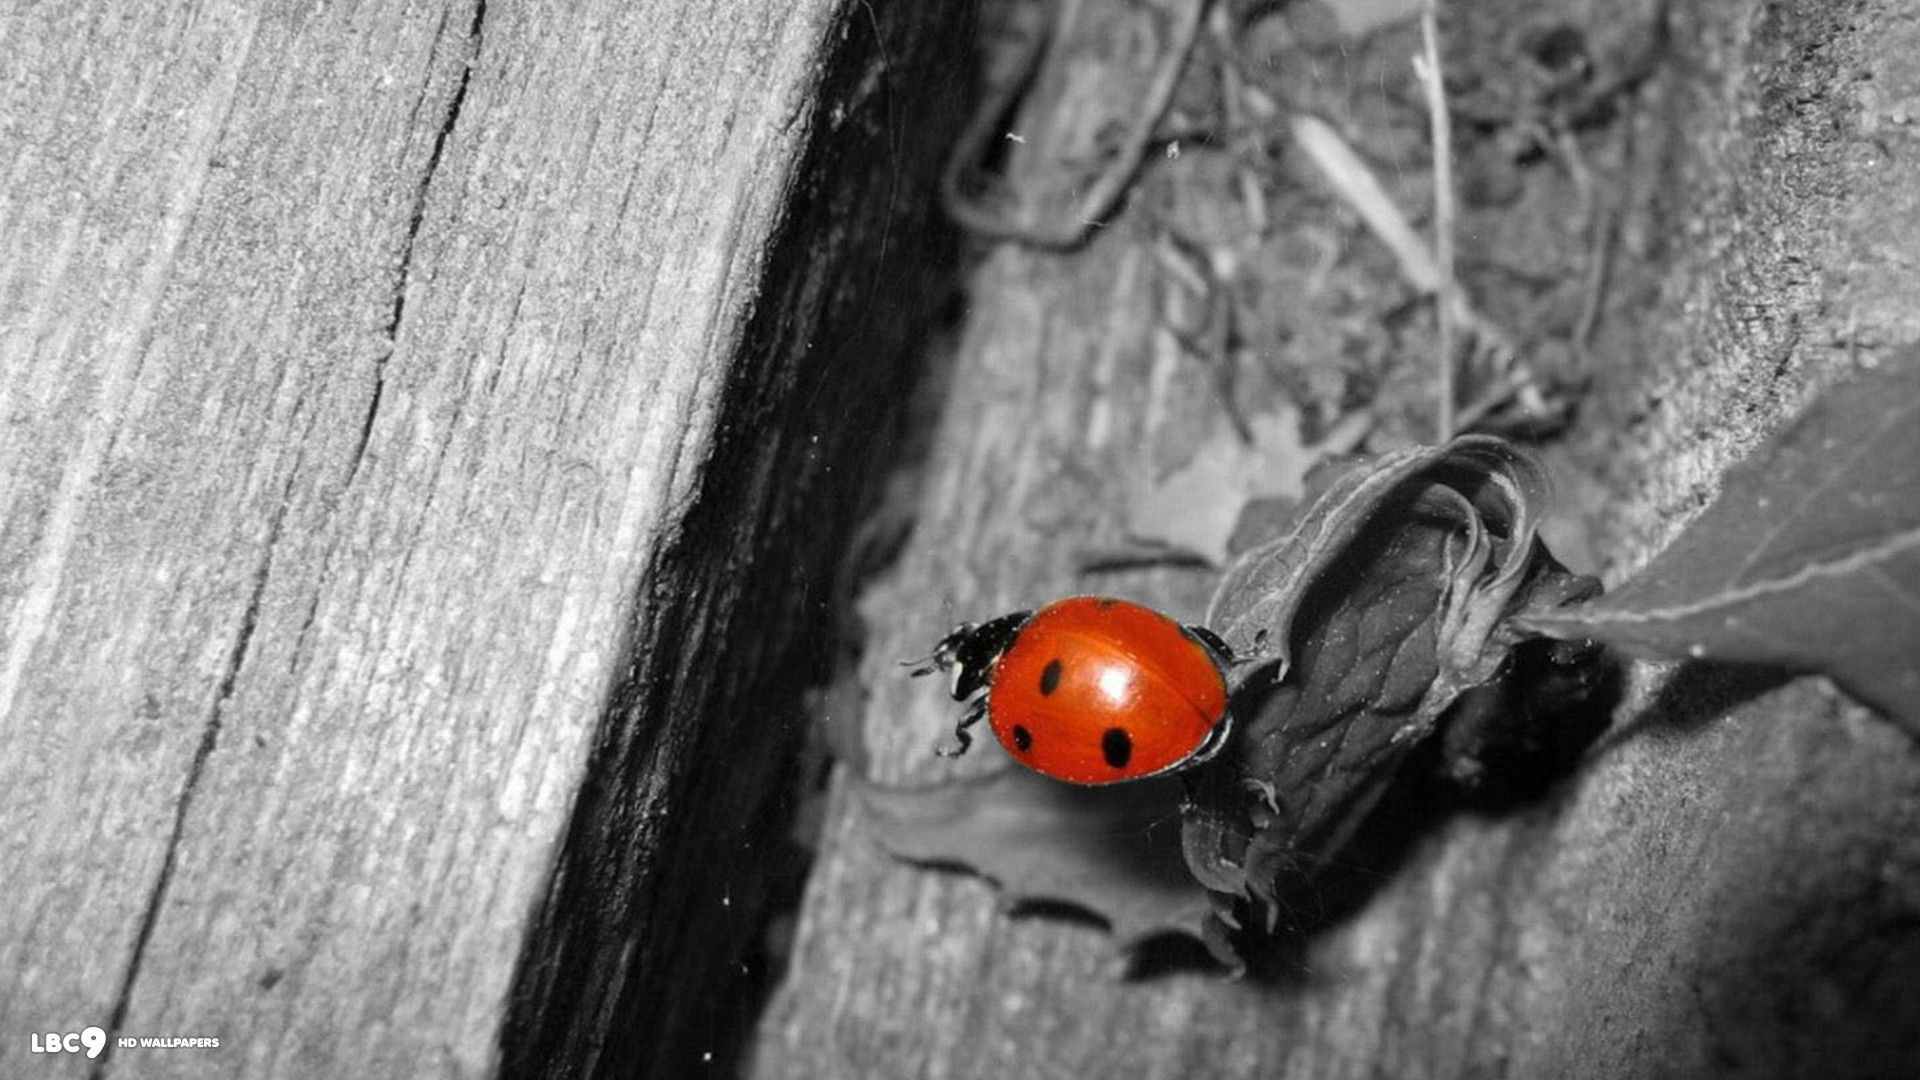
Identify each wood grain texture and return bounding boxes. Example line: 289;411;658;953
747;0;1920;1077
0;0;959;1076
497;4;967;1077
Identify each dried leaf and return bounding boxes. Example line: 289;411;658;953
1520;355;1920;729
1207;436;1549;683
855;769;1208;951
1185;436;1600;939
1128;406;1367;565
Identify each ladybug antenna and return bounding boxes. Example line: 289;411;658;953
901;623;974;679
935;698;987;759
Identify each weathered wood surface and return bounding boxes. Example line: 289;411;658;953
748;1;1920;1078
1;0;957;1076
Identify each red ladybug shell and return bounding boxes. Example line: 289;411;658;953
985;597;1228;784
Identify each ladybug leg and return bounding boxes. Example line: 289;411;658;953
1185;624;1238;665
935;696;988;759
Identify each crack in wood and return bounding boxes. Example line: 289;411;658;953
90;474;294;1079
348;0;490;484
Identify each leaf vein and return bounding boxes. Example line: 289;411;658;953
1734;389;1918;580
1568;524;1920;629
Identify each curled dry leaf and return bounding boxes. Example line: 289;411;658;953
1208;437;1558;677
1183;436;1602;943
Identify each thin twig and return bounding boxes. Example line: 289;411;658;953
939;4;1056;240
1155;228;1254;444
1413;0;1457;442
1291;115;1440;291
1291;115;1518;377
1573;203;1614;351
1452;368;1530;432
940;0;1212;250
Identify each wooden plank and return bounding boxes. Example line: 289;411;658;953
1;0;961;1075
748;0;1920;1077
496;6;969;1077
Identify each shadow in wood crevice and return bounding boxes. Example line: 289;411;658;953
1592;659;1795;753
494;4;974;1078
1440;636;1625;815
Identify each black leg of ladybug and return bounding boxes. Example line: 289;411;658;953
1185;624;1237;666
935;696;987;758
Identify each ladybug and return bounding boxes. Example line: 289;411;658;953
908;596;1234;785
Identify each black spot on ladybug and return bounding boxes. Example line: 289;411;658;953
1012;724;1033;752
1093;597;1119;610
1038;659;1063;696
1101;727;1132;769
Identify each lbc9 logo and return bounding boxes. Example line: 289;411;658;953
32;1026;107;1058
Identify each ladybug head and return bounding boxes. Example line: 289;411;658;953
904;610;1034;760
906;611;1033;701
